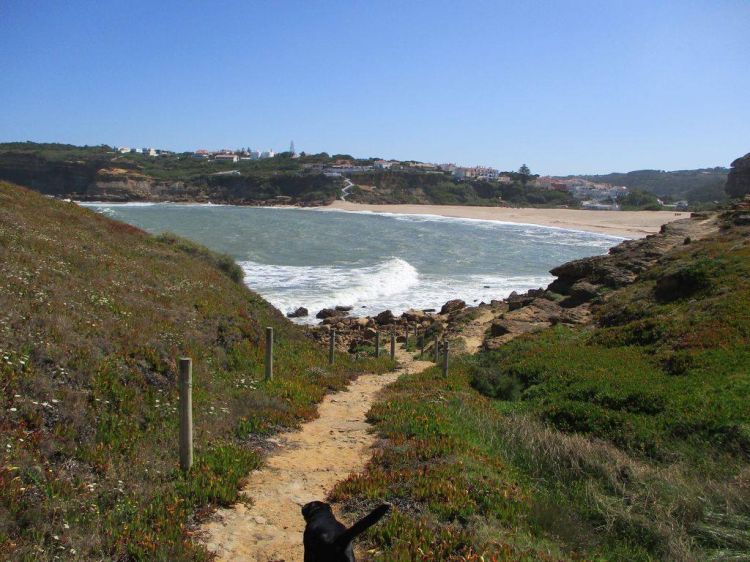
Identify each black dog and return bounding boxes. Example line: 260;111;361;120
301;501;390;562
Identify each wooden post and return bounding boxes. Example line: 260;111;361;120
414;324;418;339
433;336;439;363
420;333;425;358
329;329;336;365
264;327;273;381
404;327;409;349
390;331;396;360
179;357;193;472
374;330;380;357
442;340;449;377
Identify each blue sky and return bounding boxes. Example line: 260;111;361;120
1;1;747;175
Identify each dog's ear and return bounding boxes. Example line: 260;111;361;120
333;504;390;549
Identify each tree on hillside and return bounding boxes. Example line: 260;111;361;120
518;164;531;186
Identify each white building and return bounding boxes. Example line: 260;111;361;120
214;154;239;163
453;166;500;181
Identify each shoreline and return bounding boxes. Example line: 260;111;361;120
326;200;690;239
76;198;690;239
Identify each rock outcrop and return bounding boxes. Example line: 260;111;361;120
287;307;309;318
726;153;750;198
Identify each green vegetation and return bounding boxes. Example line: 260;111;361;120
348;171;575;207
573;168;729;205
0;142;344;204
617;188;663;210
0;181;394;560
333;218;750;560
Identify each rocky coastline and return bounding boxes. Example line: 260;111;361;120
306;204;743;353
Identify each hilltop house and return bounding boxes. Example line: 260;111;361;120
214;154;239;163
453;166;500;181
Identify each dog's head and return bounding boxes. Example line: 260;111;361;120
301;500;332;522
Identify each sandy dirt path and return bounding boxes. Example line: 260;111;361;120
201;348;433;562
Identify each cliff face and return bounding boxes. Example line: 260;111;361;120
0;152;341;205
726;152;750;198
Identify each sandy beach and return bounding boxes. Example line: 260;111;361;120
327;201;690;239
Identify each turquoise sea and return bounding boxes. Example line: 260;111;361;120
80;203;622;322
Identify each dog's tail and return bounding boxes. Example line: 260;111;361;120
334;504;390;548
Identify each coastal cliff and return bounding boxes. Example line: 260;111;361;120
0;146;342;205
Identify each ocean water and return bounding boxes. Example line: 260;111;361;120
80;203;622;323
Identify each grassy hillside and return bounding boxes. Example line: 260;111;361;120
348;171;575;207
333;213;750;560
0;142;343;204
573;168;729;204
0;182;393;561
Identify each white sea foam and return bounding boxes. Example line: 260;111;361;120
240;257;422;322
240;257;553;323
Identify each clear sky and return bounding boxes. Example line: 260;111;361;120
1;1;747;175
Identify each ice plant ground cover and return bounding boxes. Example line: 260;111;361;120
0;182;394;560
332;212;750;560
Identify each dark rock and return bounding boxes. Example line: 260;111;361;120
422;308;436;313
440;299;466;314
490;321;511;337
287;306;309;318
507;291;535;311
726;153;750;198
316;308;340;319
562;281;600;307
402;309;427;322
374;310;396;325
335;305;353;312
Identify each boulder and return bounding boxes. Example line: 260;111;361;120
726;153;750;198
335;305;354;312
374;309;396;325
287;306;309;318
316;308;339;319
402;308;427;322
507;291;534;311
561;281;600;307
440;299;466;314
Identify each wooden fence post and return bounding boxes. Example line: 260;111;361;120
442;340;449;377
420;333;425;358
433;336;439;363
329;329;336;365
179;357;193;472
390;331;396;360
264;327;273;381
404;327;409;349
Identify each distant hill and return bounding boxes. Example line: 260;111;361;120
564;167;729;203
